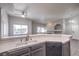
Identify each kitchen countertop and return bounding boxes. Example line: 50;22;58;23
0;34;72;53
1;34;72;39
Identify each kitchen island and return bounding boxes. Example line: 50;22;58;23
0;34;72;56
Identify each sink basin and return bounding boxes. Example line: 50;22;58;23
16;40;37;46
26;40;37;43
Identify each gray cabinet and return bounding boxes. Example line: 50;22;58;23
0;41;70;56
0;47;30;56
30;43;45;56
0;43;45;56
46;41;70;56
7;47;30;56
62;41;70;56
46;42;62;56
31;48;44;56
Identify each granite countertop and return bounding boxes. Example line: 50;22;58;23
0;34;72;53
1;34;72;39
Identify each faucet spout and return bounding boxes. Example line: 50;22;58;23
26;34;32;41
26;34;29;41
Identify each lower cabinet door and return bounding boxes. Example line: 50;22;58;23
31;48;44;56
46;42;62;56
62;41;70;56
7;47;30;56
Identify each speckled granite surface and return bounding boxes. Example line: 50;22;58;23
0;34;72;53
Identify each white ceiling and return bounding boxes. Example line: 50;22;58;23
0;3;79;24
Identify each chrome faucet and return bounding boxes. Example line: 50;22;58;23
20;34;32;44
26;35;29;41
26;34;32;41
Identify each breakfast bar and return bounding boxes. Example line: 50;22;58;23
0;34;72;56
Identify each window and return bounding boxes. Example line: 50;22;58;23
13;24;28;35
37;27;47;33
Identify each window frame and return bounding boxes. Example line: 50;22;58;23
13;24;28;35
37;26;47;33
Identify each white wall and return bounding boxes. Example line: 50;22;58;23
32;21;46;34
8;15;46;35
1;8;8;37
63;16;79;38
